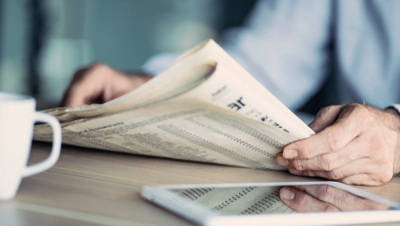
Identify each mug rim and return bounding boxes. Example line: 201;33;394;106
0;92;34;103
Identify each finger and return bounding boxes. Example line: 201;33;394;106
60;68;89;107
62;83;102;107
289;158;375;181
341;174;378;185
61;71;106;108
61;89;87;108
276;153;289;168
280;187;339;212
292;185;388;211
283;104;369;159
283;136;368;171
340;165;393;186
309;105;343;133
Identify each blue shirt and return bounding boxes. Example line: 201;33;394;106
143;0;400;111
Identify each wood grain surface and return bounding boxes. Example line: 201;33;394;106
0;142;399;226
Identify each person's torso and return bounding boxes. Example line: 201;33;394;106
335;0;400;108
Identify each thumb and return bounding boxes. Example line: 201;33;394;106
309;105;343;133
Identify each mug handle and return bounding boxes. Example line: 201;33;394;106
22;112;62;177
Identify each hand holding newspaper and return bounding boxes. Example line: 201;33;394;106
34;40;315;169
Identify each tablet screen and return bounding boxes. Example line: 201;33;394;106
168;184;396;216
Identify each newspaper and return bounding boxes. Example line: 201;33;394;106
34;39;315;169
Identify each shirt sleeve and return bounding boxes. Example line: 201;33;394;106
141;52;181;77
142;0;334;110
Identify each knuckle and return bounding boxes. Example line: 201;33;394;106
356;105;374;125
376;169;393;184
370;134;386;150
292;159;303;170
73;63;109;80
320;155;335;171
381;174;392;184
88;63;112;75
327;169;343;180
349;103;363;109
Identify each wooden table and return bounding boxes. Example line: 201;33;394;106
0;142;399;226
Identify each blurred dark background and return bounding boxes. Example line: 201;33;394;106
0;0;257;103
0;0;333;117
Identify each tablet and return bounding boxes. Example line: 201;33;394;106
141;181;400;226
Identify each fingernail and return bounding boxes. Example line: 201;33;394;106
277;156;289;166
289;168;303;175
283;150;298;159
280;188;295;200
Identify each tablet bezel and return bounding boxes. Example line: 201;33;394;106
141;181;400;226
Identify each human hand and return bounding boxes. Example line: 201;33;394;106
279;185;389;212
276;104;400;185
60;63;153;107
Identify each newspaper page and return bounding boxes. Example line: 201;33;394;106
35;99;299;169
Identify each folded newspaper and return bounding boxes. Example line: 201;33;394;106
34;39;315;170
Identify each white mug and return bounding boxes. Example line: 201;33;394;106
0;92;61;200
